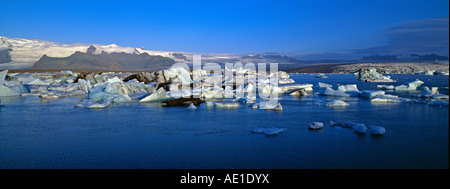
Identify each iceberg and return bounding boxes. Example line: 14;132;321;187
394;79;424;91
281;84;313;93
187;103;197;110
308;122;324;130
289;88;307;96
315;82;332;89
77;79;92;94
355;68;395;82
360;90;385;98
317;87;350;97
371;95;412;103
326;100;349;107
251;127;287;136
201;87;224;99
330;121;367;134
0;70;7;85
140;88;171;102
279;78;295;84
428;100;449;107
377;85;395;90
105;76;122;83
214;102;240;109
258;100;282;111
368;126;386;135
128;91;149;100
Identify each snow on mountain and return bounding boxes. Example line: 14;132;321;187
0;36;184;69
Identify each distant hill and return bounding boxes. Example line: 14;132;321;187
32;48;176;71
411;54;449;61
361;55;399;61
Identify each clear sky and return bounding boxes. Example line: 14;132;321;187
0;0;448;55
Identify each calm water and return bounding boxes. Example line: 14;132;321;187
0;74;448;169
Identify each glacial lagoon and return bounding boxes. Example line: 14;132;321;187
0;74;448;169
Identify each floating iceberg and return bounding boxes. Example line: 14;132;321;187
0;70;7;85
281;84;313;93
140;88;171;102
326;100;349;107
128;91;149;100
360;90;385;98
258;100;283;111
308;122;324;130
428;100;449;107
331;121;367;134
289;88;307;96
214;102;240;109
337;84;362;96
251;127;287;136
355;68;395;82
368;126;386;135
394;79;424;91
317;87;350;97
377;85;395;90
315;82;332;89
187;103;197;110
279;78;295;84
371;94;412;103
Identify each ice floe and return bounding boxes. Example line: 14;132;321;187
308;122;324;130
251;127;287;136
355;68;395;82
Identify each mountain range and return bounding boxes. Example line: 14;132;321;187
0;36;448;71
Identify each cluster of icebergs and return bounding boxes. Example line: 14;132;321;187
0;68;315;110
311;79;449;107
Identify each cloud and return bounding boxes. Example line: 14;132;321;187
354;17;449;57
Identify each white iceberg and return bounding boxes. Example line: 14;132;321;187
395;79;424;91
330;121;367;134
360;90;385;98
0;70;7;85
187;103;197;110
140;88;171;102
371;95;412;103
214;102;240;109
315;82;332;89
128;91;149;100
251;127;287;136
317;87;350;97
281;84;313;93
377;85;395;90
326;100;349;107
355;68;395;82
308;122;324;130
368;126;386;135
279;78;295;84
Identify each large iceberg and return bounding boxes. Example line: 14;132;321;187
394;79;424;91
355;68;395;82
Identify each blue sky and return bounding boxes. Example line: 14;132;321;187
1;0;448;56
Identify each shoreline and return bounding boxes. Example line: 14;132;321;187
1;62;449;75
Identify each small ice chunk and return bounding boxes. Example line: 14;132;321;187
214;102;240;109
369;126;386;135
308;122;324;130
315;82;333;89
377;85;395;90
251;127;287;136
187;103;197;110
352;124;367;134
326;100;349;107
360;90;385;98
